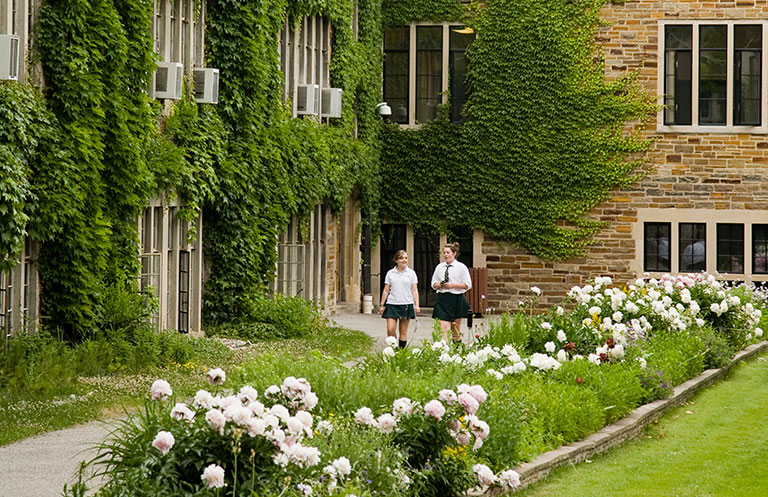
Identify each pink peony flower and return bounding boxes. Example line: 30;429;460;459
207;368;226;386
151;430;175;454
468;385;487;404
458;392;479;414
456;430;471;446
150;379;172;401
498;469;521;489
201;464;225;488
438;389;457;405
424;400;445;421
392;397;414;417
473;464;496;487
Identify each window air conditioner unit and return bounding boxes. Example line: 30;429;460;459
320;88;342;118
0;35;20;81
296;84;320;115
193;68;219;104
154;61;183;100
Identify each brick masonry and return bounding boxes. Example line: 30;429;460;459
482;0;768;311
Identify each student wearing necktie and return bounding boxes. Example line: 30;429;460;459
431;242;472;343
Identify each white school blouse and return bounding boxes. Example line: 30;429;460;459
431;260;472;294
384;267;418;304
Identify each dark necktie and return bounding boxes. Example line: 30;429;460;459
443;265;452;282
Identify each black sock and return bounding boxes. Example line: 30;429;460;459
399;340;407;349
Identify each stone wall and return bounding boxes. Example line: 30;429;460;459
482;0;768;311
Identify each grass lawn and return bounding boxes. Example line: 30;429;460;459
0;326;372;446
516;350;768;497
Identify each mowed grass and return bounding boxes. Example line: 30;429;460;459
516;350;768;497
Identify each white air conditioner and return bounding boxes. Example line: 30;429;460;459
296;84;320;115
154;61;183;100
193;68;219;104
0;35;20;81
320;88;342;118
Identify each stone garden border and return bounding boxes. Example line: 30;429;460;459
510;340;768;491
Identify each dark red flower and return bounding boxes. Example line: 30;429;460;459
606;337;615;349
564;341;576;351
576;377;583;385
600;353;608;362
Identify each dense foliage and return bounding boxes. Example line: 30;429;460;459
380;0;657;260
199;0;382;321
0;0;383;337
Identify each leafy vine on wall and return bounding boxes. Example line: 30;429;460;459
379;0;656;261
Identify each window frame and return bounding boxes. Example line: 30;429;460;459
643;222;672;272
752;224;768;275
658;20;768;133
383;23;474;127
716;223;744;274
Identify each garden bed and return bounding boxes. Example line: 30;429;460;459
68;274;768;497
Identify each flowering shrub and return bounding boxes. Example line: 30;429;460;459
71;372;519;497
69;273;766;496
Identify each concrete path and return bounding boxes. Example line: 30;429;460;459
0;420;110;497
329;311;487;350
0;312;488;497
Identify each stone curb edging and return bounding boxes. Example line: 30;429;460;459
508;340;768;492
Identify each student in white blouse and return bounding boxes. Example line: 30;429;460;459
431;242;472;343
379;250;420;348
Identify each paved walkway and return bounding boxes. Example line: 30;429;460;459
0;312;486;497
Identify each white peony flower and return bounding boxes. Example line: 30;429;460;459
170;403;195;422
193;389;214;409
531;286;541;295
392;397;414;417
557;349;567;362
755;327;764;338
376;413;397;433
354;407;376;426
385;336;398;347
207;368;226;386
205;409;226;435
238;385;259;403
150;379;172;401
264;385;281;399
382;346;396;358
541;321;552;331
201;464;225;488
544;341;556;353
332;457;352;476
556;330;567;342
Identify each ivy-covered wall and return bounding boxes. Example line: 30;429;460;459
379;0;656;261
199;0;382;322
0;0;382;339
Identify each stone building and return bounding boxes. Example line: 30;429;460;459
377;1;768;312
